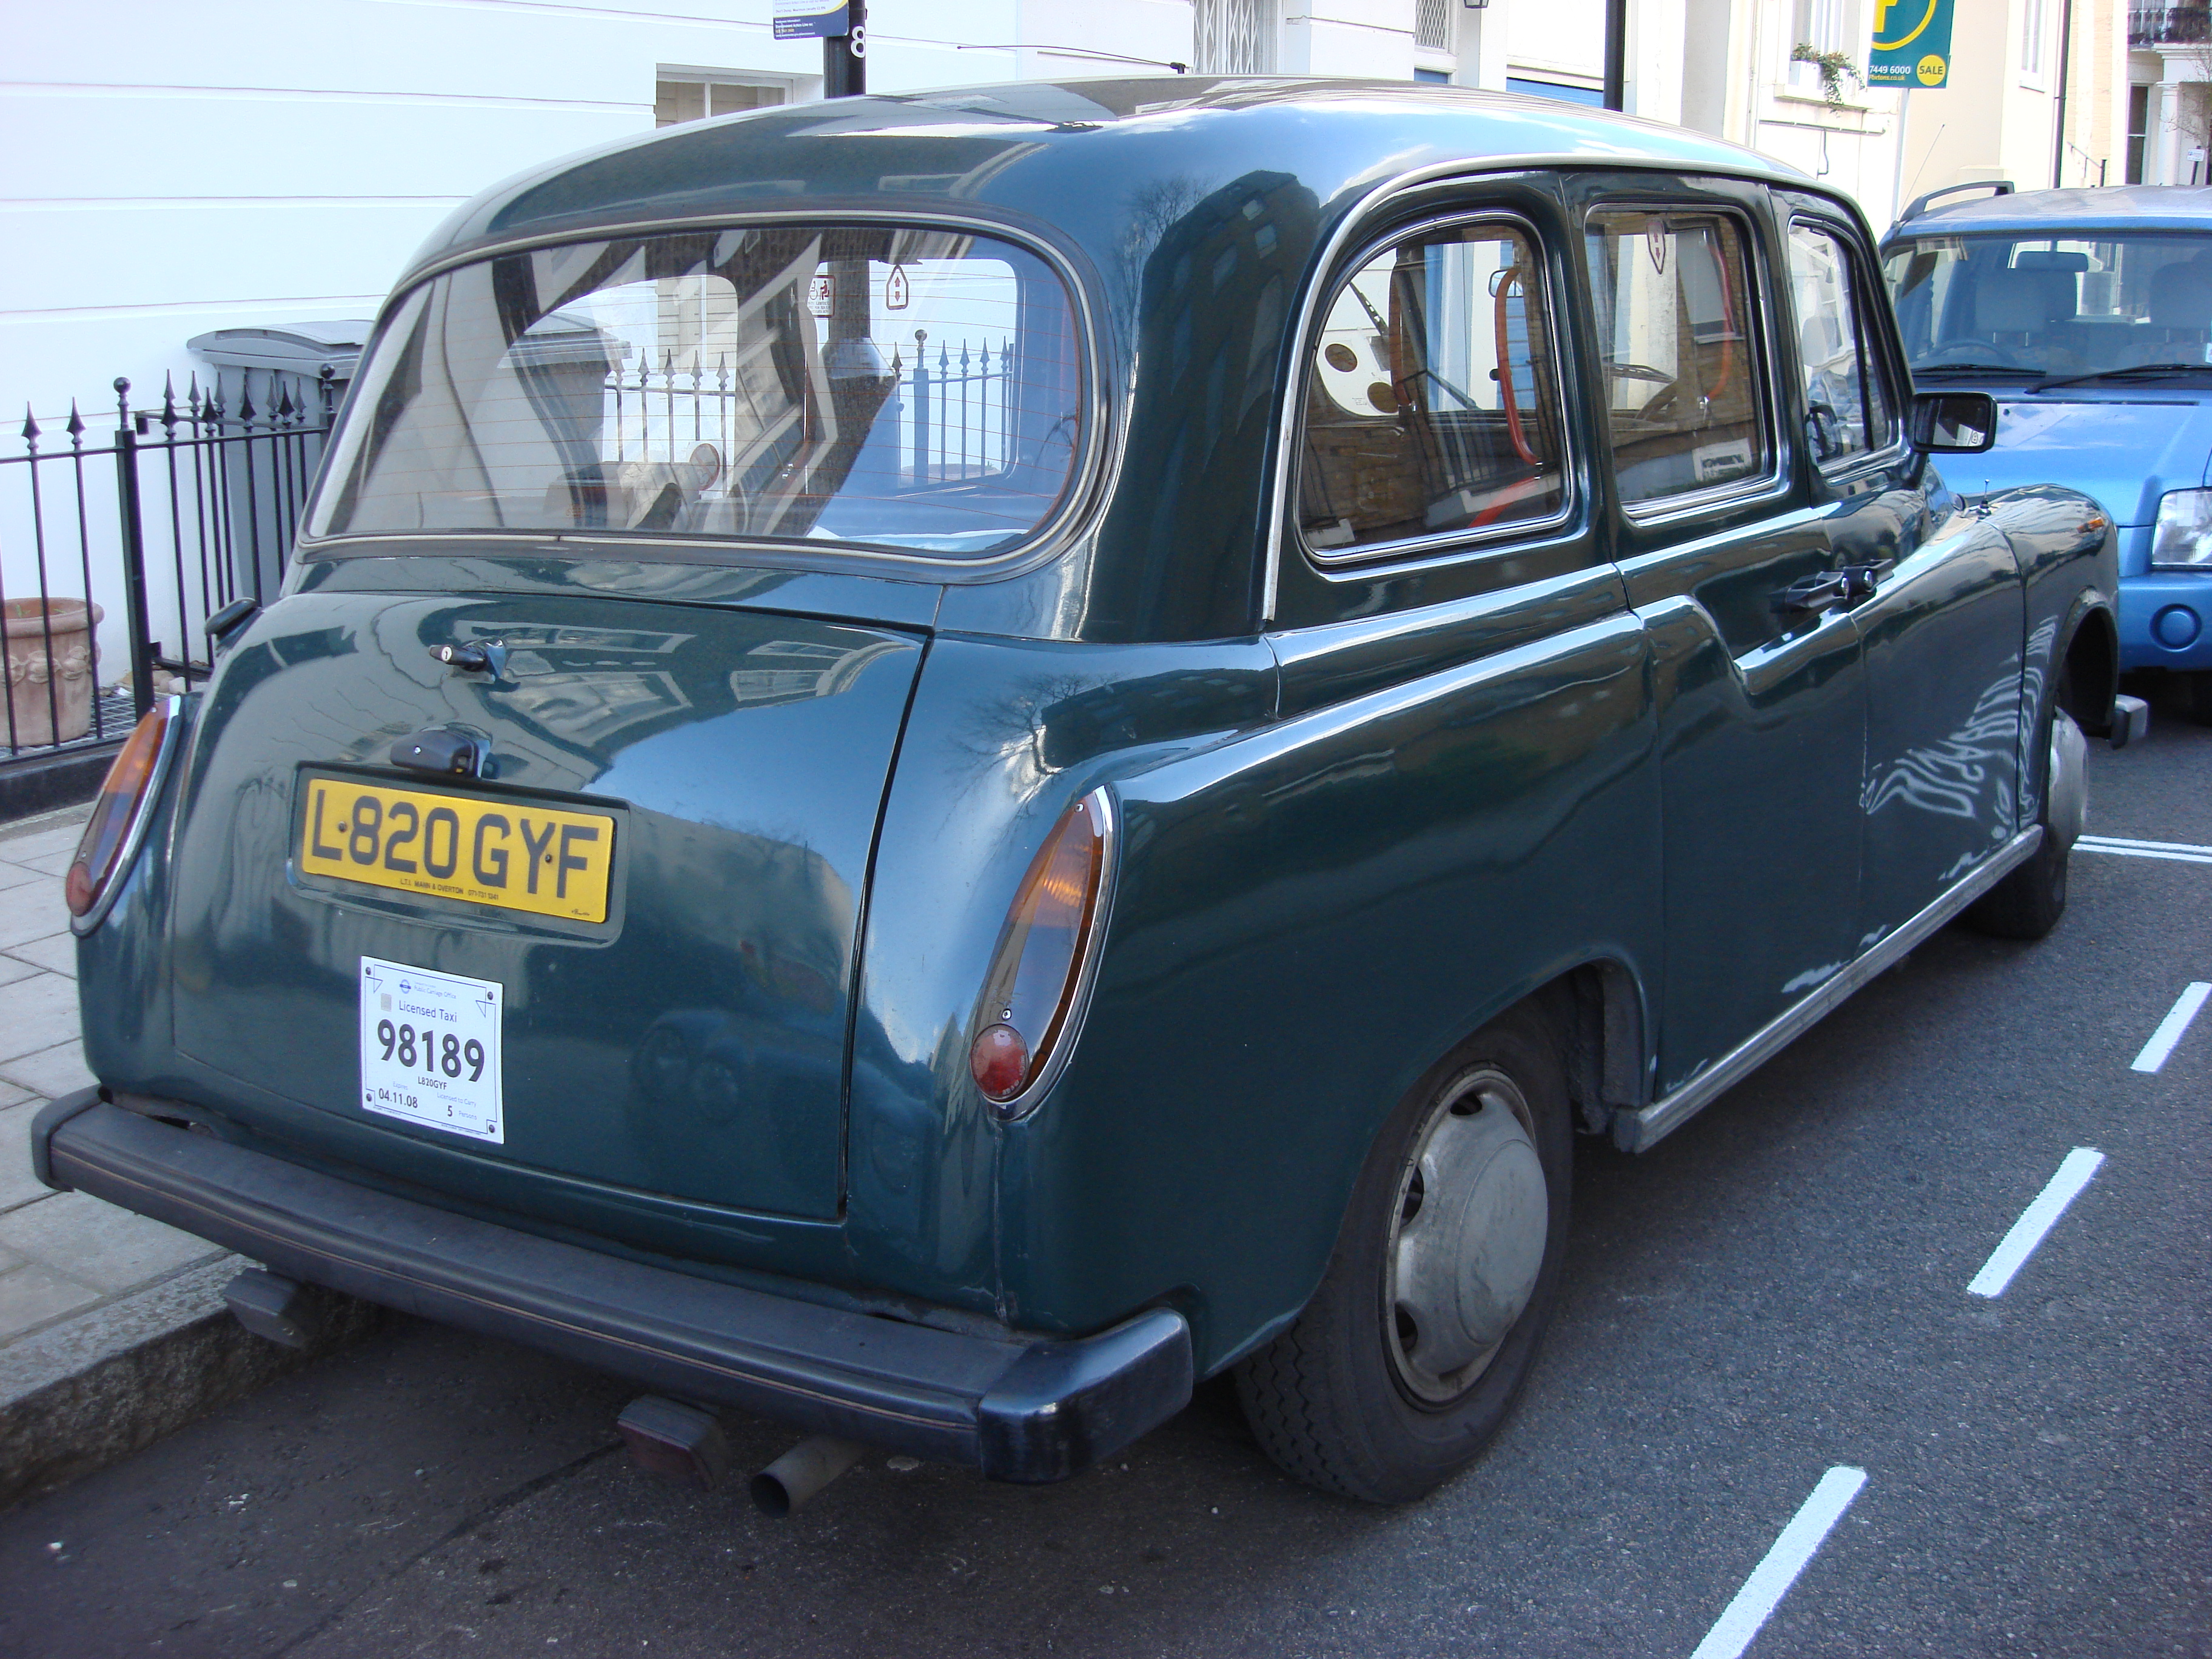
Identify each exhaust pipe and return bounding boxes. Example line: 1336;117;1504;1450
749;1436;867;1517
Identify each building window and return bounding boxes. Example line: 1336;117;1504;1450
1195;0;1275;73
2129;84;2150;183
1416;0;1453;52
1789;0;1851;95
2020;0;2048;84
656;77;786;127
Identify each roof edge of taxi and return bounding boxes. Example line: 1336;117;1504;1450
392;75;1813;292
1884;183;2212;240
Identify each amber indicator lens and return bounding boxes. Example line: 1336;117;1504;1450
65;702;172;917
969;793;1110;1107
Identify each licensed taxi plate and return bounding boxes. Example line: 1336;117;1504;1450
360;956;504;1144
299;775;614;923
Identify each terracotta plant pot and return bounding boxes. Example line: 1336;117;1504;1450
3;597;104;748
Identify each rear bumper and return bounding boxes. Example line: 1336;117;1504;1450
30;1091;1191;1483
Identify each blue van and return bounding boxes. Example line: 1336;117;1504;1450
1883;184;2212;720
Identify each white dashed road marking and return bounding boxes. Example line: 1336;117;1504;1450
2131;982;2211;1074
2076;835;2212;866
1968;1148;2105;1299
1688;1466;1868;1659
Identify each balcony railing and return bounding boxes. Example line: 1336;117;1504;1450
2131;4;2209;43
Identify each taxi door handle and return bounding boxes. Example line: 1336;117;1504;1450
1837;558;1894;601
1771;572;1846;616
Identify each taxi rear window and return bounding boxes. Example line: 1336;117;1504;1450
308;224;1085;560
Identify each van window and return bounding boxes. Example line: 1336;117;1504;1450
1296;220;1568;557
1585;210;1771;507
309;225;1085;560
1883;231;2212;379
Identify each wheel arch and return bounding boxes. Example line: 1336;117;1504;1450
1207;953;1650;1378
2057;595;2119;734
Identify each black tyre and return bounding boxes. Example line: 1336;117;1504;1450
1965;686;2086;942
1233;1004;1570;1504
2185;671;2212;728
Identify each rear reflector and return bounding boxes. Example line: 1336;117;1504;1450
65;697;176;924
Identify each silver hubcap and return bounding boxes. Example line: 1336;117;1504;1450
2046;709;2087;854
1383;1067;1549;1404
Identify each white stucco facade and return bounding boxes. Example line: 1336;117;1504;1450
0;0;2140;420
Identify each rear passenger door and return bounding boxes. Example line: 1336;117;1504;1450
1261;181;1661;1119
1567;176;1868;1099
1778;198;2025;948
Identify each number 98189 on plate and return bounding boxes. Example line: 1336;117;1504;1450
360;956;504;1144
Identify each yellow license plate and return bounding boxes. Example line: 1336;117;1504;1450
298;776;614;923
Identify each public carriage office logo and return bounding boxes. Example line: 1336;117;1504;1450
885;264;910;310
1646;223;1668;275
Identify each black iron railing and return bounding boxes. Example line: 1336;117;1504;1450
0;369;335;763
2131;4;2209;41
3;335;1025;767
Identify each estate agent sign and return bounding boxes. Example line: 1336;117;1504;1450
1869;0;1956;87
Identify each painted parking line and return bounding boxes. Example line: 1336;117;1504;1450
1687;1466;1868;1659
1967;1148;2105;1299
2076;835;2212;866
2133;982;2212;1074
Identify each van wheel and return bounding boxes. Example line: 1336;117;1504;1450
1966;688;2086;942
1233;1005;1570;1504
2185;671;2212;728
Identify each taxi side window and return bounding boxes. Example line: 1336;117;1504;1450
1786;223;1897;465
1585;210;1771;507
1296;219;1569;558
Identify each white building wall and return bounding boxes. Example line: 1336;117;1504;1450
2;0;1228;422
1278;0;1418;78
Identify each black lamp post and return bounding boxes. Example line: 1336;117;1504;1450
1603;0;1626;111
826;0;865;97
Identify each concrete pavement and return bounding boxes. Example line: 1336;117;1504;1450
0;804;374;1508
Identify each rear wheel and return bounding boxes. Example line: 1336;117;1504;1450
1233;1005;1570;1504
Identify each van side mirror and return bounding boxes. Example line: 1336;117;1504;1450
1909;390;1997;454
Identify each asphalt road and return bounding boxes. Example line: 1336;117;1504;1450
3;683;2208;1659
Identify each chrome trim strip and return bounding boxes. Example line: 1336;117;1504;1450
1614;826;2043;1153
70;694;184;937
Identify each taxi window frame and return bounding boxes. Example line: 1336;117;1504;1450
1289;208;1580;571
1580;198;1791;529
1784;212;1909;483
290;209;1113;586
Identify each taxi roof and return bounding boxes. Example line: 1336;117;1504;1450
401;76;1807;287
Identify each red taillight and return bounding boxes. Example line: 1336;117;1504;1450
65;700;172;920
968;790;1114;1113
